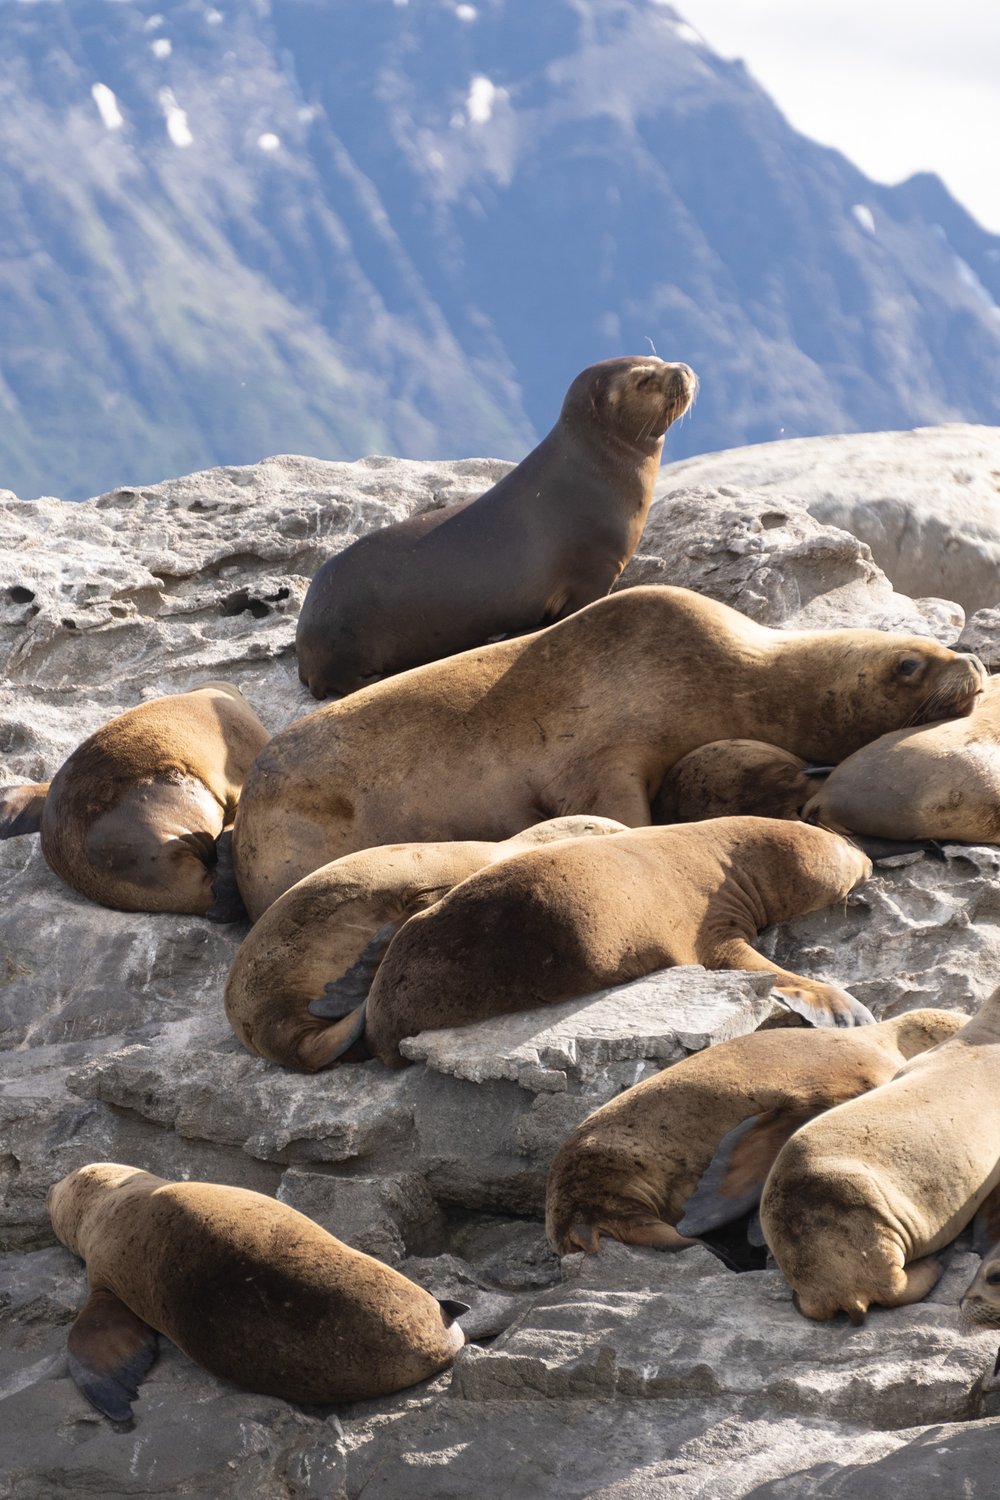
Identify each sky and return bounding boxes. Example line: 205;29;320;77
677;0;1000;233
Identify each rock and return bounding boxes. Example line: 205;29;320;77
958;606;1000;668
662;426;1000;615
276;1168;445;1265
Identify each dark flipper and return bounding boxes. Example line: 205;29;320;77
439;1299;472;1320
848;836;945;864
677;1108;813;1238
205;829;248;923
0;782;49;839
306;1000;369;1067
692;1209;770;1272
308;921;399;1017
66;1288;158;1424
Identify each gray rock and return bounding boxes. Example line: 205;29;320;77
277;1168;444;1265
958;605;1000;668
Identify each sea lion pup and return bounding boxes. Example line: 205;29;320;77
318;818;876;1067
653;739;818;824
48;1163;467;1422
224;814;625;1072
0;684;268;919
545;1009;963;1258
295;356;697;699
760;982;1000;1324
805;676;1000;845
234;584;986;918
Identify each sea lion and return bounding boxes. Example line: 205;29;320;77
959;1185;1000;1330
316;818;876;1067
652;739;817;824
48;1163;466;1421
295;356;697;699
760;983;1000;1323
805;676;1000;844
545;1009;963;1259
0;683;269;918
225;814;625;1072
234;584;986;918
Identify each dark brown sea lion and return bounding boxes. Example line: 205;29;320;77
234;584;986;919
760;983;1000;1323
653;739;817;824
805;676;1000;844
295;356;697;700
0;683;268;918
545;1009;963;1257
317;818;876;1067
48;1163;466;1421
224;814;625;1072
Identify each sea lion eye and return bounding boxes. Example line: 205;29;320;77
987;1270;1000;1285
896;656;925;681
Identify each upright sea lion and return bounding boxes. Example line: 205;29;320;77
295;356;697;699
234;584;986;918
318;818;876;1067
760;983;1000;1323
652;739;817;824
545;1009;963;1258
0;683;268;918
225;814;625;1072
48;1163;466;1421
805;676;1000;844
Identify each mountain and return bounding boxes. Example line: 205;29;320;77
1;0;999;500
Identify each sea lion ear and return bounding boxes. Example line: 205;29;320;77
676;1109;812;1237
0;782;49;839
66;1288;158;1424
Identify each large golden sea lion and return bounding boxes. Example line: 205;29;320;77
0;683;269;918
318;818;876;1067
48;1164;467;1421
295;356;697;698
760;984;1000;1323
234;585;986;918
225;815;625;1072
545;1009;963;1258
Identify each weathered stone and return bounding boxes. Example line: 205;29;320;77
959;605;1000;668
277;1168;444;1265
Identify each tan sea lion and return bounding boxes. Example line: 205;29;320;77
234;584;986;918
318;818;877;1068
805;676;1000;844
545;1009;964;1258
48;1163;467;1421
295;356;697;699
225;814;626;1072
0;683;268;919
959;1185;1000;1330
760;983;1000;1324
652;739;817;824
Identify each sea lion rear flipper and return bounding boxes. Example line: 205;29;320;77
770;980;875;1029
67;1287;158;1423
205;830;249;923
848;836;942;864
308;921;400;1016
0;782;49;839
677;1108;813;1237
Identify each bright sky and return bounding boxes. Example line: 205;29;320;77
678;0;1000;233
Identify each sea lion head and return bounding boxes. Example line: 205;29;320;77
48;1162;151;1257
561;356;698;453
545;1130;669;1256
960;1252;1000;1330
654;739;813;824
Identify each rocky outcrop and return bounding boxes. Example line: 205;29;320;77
2;433;1000;1497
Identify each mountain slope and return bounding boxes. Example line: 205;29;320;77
1;0;998;499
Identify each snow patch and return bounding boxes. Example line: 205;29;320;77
151;37;172;59
91;83;123;131
159;88;193;148
455;3;477;19
852;203;876;235
467;75;501;125
257;132;280;152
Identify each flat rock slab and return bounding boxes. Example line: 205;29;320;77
453;1243;996;1431
400;968;787;1089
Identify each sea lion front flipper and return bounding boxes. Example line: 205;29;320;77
770;979;876;1029
677;1108;813;1237
0;782;49;839
205;829;248;923
308;922;400;1017
67;1287;158;1423
972;1184;1000;1256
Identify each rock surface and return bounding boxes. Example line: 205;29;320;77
2;430;1000;1497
